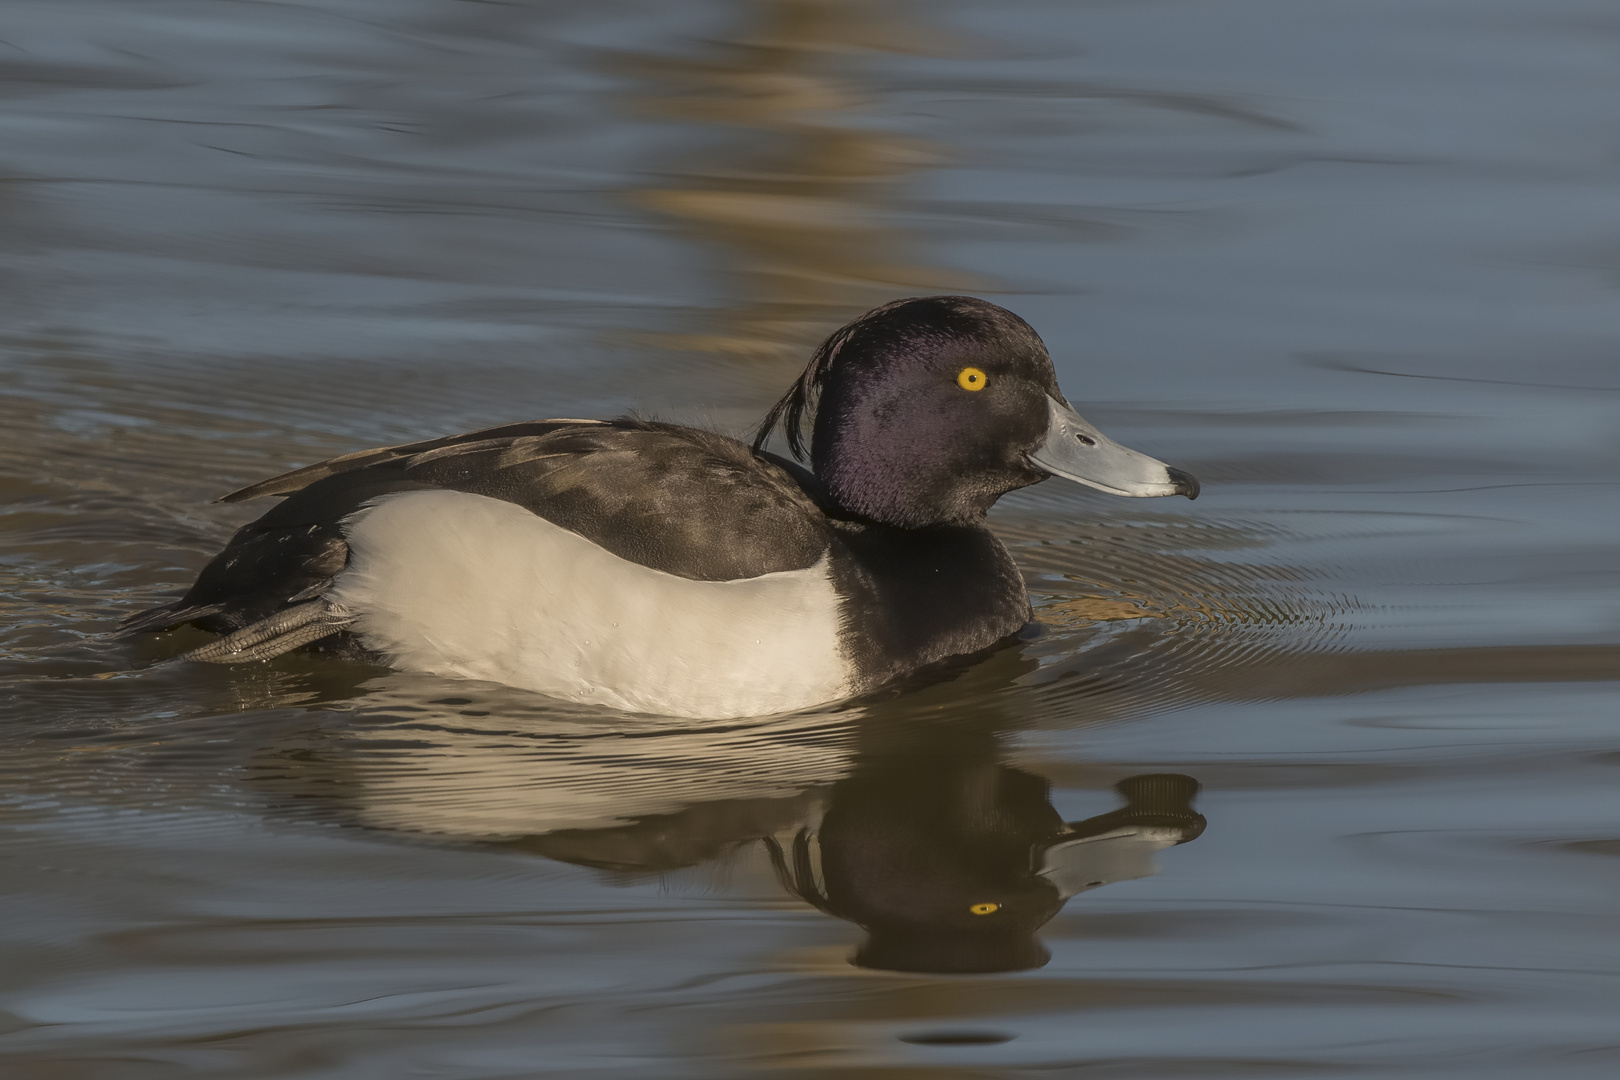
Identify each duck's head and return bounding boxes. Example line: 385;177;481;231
754;296;1198;528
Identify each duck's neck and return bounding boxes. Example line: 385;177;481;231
828;521;1031;691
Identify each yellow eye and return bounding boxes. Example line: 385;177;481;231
969;902;1000;915
957;367;988;392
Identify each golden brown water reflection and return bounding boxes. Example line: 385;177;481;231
620;0;977;358
3;0;1620;1077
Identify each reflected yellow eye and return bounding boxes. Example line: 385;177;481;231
956;367;988;392
969;902;1000;915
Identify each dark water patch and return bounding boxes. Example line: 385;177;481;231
1557;839;1620;859
4;0;1620;1076
1305;353;1620;395
899;1029;1012;1045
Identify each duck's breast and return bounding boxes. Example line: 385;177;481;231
330;489;852;718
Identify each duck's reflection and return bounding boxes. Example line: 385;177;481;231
773;768;1203;973
258;685;1204;974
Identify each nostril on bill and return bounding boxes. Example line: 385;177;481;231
1075;434;1096;446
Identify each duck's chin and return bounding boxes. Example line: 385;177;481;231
820;465;1034;530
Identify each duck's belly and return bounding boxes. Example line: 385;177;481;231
329;490;853;718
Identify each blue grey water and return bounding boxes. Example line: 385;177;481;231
2;0;1619;1076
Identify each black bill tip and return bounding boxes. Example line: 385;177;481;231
1166;467;1200;500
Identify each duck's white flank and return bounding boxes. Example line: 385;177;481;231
329;490;853;718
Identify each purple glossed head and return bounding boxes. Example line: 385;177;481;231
754;296;1196;529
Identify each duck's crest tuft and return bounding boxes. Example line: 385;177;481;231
750;316;861;462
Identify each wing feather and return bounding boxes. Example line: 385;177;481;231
127;419;834;643
218;419;607;503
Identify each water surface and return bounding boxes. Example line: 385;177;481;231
3;0;1619;1076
